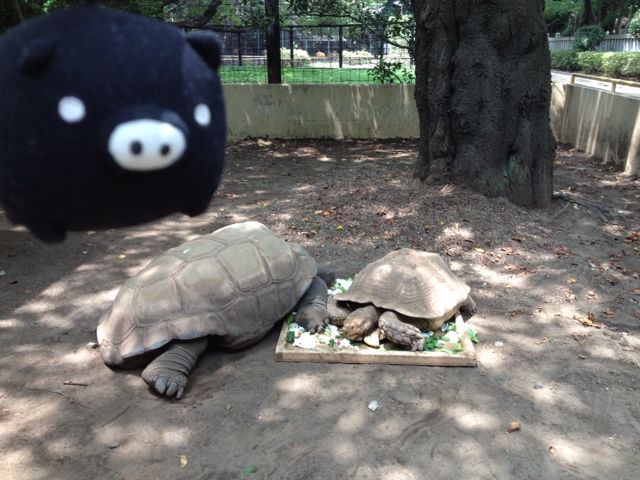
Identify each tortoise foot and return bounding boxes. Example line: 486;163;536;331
379;311;424;351
460;295;478;317
296;304;329;333
296;276;330;333
141;338;208;400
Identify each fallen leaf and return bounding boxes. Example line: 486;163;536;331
314;210;323;215
475;247;485;253
554;245;574;256
548;446;556;455
586;290;597;300
336;225;344;231
567;277;577;284
180;455;188;467
578;354;587;359
605;276;618;285
634;288;640;296
574;312;601;328
118;254;126;259
507;421;521;433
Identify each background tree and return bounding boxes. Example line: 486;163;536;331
544;0;640;35
412;0;555;208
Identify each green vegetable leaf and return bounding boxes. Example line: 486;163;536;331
243;464;258;475
467;327;479;343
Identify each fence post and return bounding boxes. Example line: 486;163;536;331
237;31;243;67
289;26;294;68
338;25;343;68
264;0;282;84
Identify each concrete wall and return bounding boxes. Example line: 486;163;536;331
224;82;639;176
551;83;640;175
223;84;419;141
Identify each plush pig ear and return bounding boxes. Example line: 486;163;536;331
19;38;56;75
186;31;221;71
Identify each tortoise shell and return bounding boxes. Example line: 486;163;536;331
97;221;316;365
334;249;470;326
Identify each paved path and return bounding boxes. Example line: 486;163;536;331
552;69;640;99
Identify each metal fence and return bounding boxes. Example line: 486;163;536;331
204;24;412;84
549;33;640;52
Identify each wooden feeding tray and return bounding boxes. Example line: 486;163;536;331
275;316;477;367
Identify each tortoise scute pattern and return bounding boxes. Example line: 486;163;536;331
98;221;316;365
334;249;470;326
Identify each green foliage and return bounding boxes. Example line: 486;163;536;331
288;1;415;57
576;50;604;71
573;24;605;50
368;59;415;84
220;65;379;84
550;50;580;70
551;50;640;78
545;0;581;35
620;53;640;76
630;10;640;38
601;51;627;76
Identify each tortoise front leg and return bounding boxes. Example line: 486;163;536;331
460;295;478;317
326;296;352;327
379;311;424;351
295;276;329;333
141;337;208;400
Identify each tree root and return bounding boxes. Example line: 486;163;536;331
552;191;610;223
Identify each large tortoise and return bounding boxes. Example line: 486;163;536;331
97;221;331;399
328;249;476;351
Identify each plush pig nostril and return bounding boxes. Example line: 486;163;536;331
160;145;171;156
131;141;143;155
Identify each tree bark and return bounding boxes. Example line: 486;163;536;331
412;0;555;208
265;0;282;83
582;0;595;25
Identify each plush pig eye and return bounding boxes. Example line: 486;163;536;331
194;103;211;126
58;96;86;123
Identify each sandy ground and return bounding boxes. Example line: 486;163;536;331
1;140;639;480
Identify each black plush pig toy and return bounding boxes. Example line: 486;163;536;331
0;5;226;242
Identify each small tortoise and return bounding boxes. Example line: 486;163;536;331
328;249;476;351
97;221;331;399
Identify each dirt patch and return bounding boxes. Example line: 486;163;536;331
1;140;639;479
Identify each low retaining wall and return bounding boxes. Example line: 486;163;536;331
551;83;639;175
223;84;419;141
224;83;639;176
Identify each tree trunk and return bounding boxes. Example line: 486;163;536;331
265;0;282;83
582;0;595;25
412;0;555;208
